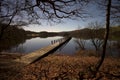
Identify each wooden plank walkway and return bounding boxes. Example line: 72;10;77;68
14;37;71;65
0;37;71;79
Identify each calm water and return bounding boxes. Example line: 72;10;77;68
3;37;120;57
8;36;63;53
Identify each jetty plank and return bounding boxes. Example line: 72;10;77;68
14;37;71;65
0;37;71;79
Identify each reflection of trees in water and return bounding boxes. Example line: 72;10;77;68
74;38;103;51
116;41;120;57
74;38;120;57
106;40;114;57
0;38;26;52
87;22;104;53
90;38;103;52
113;40;120;49
108;40;120;57
74;38;86;50
0;25;27;52
10;43;26;53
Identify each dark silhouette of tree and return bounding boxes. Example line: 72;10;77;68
87;22;104;52
0;0;89;40
95;0;120;24
94;0;112;76
110;0;120;24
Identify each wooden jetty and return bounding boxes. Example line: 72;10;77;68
14;37;71;65
0;37;71;79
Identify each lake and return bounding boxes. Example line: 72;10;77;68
2;36;120;57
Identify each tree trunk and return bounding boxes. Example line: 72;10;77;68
0;11;17;40
95;0;111;72
0;25;9;40
0;28;4;40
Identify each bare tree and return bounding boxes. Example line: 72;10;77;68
87;22;104;52
0;0;89;40
95;0;120;24
110;0;120;24
0;0;18;39
94;0;112;75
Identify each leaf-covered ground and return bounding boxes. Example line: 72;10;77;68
0;53;120;80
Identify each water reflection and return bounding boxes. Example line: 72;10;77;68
9;37;63;53
0;37;26;52
90;38;103;52
74;38;86;50
1;37;119;57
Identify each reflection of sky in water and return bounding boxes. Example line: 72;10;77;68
57;39;76;55
10;36;63;53
9;37;120;57
57;38;96;55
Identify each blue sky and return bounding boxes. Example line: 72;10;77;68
23;20;86;32
23;1;105;32
23;17;103;32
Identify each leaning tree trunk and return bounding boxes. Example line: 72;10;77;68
0;24;10;40
0;11;17;40
0;28;5;40
95;0;111;73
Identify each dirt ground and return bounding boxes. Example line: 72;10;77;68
0;52;120;80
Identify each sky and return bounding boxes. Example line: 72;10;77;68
1;0;119;32
23;17;103;32
23;1;105;32
23;20;87;32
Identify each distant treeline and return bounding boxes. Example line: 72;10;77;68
0;24;38;52
62;26;120;40
0;23;119;52
38;26;120;39
0;24;39;40
0;23;119;40
39;31;59;38
0;24;23;51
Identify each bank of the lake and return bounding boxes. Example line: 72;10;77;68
0;52;120;80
